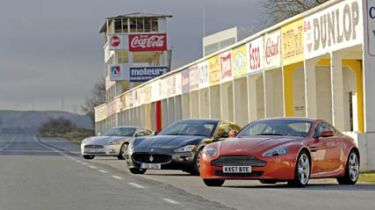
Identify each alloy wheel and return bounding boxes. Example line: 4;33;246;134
298;153;310;185
348;152;359;182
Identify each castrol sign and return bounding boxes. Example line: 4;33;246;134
128;33;167;52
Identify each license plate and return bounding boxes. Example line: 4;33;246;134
223;166;252;173
85;148;96;153
141;163;161;170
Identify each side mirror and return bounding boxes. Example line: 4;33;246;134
152;131;158;136
320;130;334;138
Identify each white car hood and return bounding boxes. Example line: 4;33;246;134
83;136;131;145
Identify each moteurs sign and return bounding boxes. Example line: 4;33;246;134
128;34;167;52
129;67;168;82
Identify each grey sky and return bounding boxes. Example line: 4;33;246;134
0;0;267;113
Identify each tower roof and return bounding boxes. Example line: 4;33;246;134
100;12;172;33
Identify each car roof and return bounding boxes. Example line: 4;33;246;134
254;117;316;123
174;119;221;124
110;125;148;130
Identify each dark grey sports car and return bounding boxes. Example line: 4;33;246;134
126;119;240;175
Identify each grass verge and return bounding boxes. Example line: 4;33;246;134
359;173;375;183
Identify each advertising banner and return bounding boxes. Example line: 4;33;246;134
175;73;182;95
129;66;168;82
220;51;232;82
304;0;363;59
181;69;190;94
128;33;167;52
151;80;161;102
127;91;134;108
121;94;127;110
247;36;264;74
107;100;117;117
264;30;281;70
208;55;220;85
168;75;177;97
115;97;122;113
160;78;168;100
94;104;107;122
366;0;375;56
198;61;209;88
282;19;304;65
189;65;199;91
136;87;145;107
231;44;248;78
108;34;128;50
144;84;152;104
109;64;129;81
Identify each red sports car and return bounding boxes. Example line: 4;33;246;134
200;118;360;187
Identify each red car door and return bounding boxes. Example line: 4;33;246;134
309;122;341;176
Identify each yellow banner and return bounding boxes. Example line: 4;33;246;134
231;44;248;78
95;104;107;122
208;55;220;85
282;19;304;66
121;94;126;110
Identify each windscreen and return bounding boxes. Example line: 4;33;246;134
159;121;217;137
237;119;312;137
102;127;136;137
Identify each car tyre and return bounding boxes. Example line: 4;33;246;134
189;147;204;175
203;179;225;187
337;150;359;185
129;167;147;174
83;155;94;160
288;151;310;187
117;143;128;160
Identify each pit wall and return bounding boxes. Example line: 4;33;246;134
95;0;375;172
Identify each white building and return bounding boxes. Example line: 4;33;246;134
95;0;375;171
98;13;172;131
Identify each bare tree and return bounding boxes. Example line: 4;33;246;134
81;78;106;122
264;0;328;24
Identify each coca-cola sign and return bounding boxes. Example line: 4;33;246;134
129;33;167;52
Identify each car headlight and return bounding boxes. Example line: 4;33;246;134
203;147;217;157
109;140;123;145
262;146;288;157
174;145;197;153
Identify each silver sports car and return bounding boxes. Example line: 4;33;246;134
81;126;153;160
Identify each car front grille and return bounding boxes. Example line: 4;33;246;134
132;153;172;164
211;156;266;167
84;145;104;149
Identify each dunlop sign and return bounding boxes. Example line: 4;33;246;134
368;0;375;56
305;0;363;59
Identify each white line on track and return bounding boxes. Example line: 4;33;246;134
112;175;123;180
128;182;145;189
99;170;108;174
163;198;180;205
89;165;97;169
